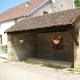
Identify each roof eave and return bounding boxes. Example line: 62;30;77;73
4;23;73;33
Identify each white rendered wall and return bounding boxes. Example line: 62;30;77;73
31;1;53;16
0;17;25;45
31;0;74;16
52;0;74;12
0;20;15;45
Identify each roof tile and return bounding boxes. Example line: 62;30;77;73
5;7;80;33
0;0;46;22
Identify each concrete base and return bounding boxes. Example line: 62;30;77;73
27;58;73;68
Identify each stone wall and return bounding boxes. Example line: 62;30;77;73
74;18;80;67
8;31;74;62
8;33;37;61
37;32;74;62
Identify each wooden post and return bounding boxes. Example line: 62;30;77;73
67;29;79;46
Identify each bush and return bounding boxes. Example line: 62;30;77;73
0;45;7;53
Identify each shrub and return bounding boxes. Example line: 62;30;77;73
0;45;7;53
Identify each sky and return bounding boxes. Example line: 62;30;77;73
0;0;29;14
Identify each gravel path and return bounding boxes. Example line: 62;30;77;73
0;58;80;80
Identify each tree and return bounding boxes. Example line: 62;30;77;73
74;0;80;7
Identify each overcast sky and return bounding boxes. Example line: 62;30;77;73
0;0;29;14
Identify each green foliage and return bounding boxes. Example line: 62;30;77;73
42;64;65;69
0;45;7;53
26;61;65;70
74;0;80;7
67;68;80;73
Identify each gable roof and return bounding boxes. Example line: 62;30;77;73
0;0;48;23
5;7;80;33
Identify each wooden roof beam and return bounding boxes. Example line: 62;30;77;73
67;29;79;46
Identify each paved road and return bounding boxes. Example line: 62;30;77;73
0;58;80;80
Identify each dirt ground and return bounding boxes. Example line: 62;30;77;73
0;58;80;80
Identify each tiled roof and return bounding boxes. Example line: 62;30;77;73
0;0;47;22
5;7;80;33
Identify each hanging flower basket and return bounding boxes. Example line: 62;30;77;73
19;40;24;43
51;36;60;44
53;39;60;44
18;38;24;43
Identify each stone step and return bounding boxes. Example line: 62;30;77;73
26;58;73;68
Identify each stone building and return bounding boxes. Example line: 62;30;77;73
0;0;74;45
5;7;80;68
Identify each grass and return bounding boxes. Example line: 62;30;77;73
67;68;80;73
41;63;65;69
25;61;39;65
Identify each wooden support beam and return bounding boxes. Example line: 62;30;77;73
67;29;79;46
71;29;79;34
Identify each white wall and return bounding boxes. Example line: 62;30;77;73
0;20;15;45
31;0;74;16
31;1;53;16
0;17;25;45
52;0;74;12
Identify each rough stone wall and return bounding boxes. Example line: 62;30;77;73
74;18;80;67
8;31;74;62
37;32;74;62
8;33;37;61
